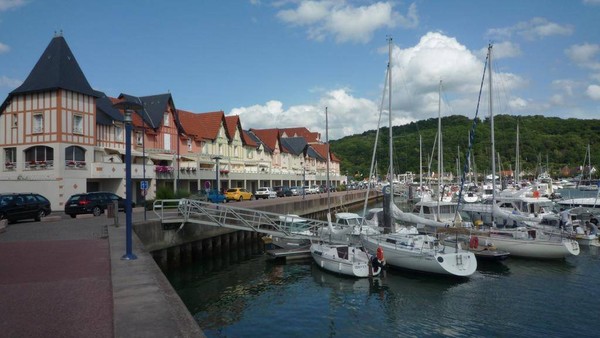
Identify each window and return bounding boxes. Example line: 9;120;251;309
65;145;85;162
12;114;18;128
163;113;170;126
115;125;123;142
187;138;192;151
25;145;54;163
5;148;16;163
136;132;143;145
33;113;44;133
73;115;83;134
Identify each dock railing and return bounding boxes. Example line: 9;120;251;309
152;198;350;244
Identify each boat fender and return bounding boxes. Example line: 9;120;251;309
469;236;479;249
377;246;384;261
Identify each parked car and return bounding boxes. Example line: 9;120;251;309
64;192;135;218
225;188;253;202
0;193;51;223
186;189;225;204
255;187;276;199
289;186;299;196
274;186;293;197
308;185;321;194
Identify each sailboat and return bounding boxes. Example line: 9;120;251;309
360;37;477;277
463;44;579;259
311;108;383;278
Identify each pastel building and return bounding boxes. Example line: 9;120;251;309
0;34;342;210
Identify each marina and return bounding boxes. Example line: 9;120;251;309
163;240;600;337
153;189;600;336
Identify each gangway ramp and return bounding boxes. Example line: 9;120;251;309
152;199;350;244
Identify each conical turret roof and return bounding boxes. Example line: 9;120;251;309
11;35;96;97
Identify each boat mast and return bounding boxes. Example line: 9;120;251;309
388;37;394;197
437;80;442;220
488;44;497;227
326;106;330;216
516;119;520;186
419;134;423;194
388;36;395;232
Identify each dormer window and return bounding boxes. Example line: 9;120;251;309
115;125;123;142
163;113;170;126
136;131;143;145
33;113;44;133
73;115;83;134
187;138;192;151
12;114;18;128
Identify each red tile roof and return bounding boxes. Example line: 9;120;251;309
249;128;280;152
224;115;240;141
178;110;225;141
241;130;258;147
280;127;320;143
311;143;340;162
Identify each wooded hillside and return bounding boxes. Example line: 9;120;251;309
330;115;600;180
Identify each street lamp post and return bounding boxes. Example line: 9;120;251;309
301;161;306;200
212;156;222;194
113;100;143;261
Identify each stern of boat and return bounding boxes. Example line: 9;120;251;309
435;251;477;277
563;239;581;256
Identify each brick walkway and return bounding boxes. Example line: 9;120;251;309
0;212;204;338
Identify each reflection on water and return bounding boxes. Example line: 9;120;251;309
162;246;600;337
162;193;600;337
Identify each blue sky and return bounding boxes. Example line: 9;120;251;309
1;0;599;140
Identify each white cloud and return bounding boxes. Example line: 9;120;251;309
230;32;529;139
565;43;600;70
230;89;383;140
0;75;22;88
277;1;417;43
0;42;9;53
586;84;600;100
0;0;27;11
487;17;574;41
551;79;577;97
478;41;521;59
391;32;525;119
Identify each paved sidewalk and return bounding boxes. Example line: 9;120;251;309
0;211;204;338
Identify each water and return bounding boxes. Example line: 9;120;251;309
164;246;600;337
162;189;600;337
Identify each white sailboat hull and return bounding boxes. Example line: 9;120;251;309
482;230;580;259
310;243;381;278
361;234;477;277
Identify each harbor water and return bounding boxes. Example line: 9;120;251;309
162;189;600;337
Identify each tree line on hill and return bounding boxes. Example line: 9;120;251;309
330;114;600;182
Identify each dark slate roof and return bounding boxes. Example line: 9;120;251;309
306;146;325;161
119;93;176;130
246;130;272;154
280;137;307;156
95;90;124;125
11;36;96;97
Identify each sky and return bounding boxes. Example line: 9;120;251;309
1;0;600;140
